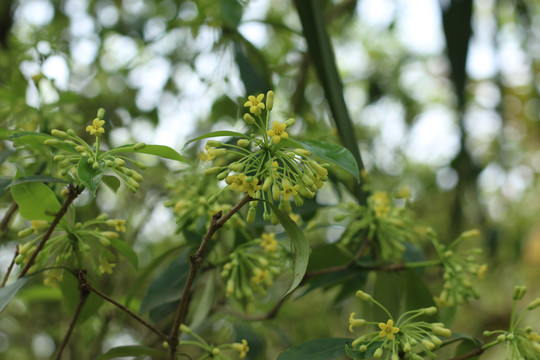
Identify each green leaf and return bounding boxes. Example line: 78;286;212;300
110;144;188;163
0;277;32;313
277;338;351;360
184;130;249;149
220;0;243;28
373;271;404;320
454;336;482;360
11;182;62;221
293;0;365;201
283;138;360;182
139;251;190;315
0;176;12;197
77;157;105;195
97;345;168;359
404;269;437;322
8;131;77;153
60;271;103;324
190;270;216;328
101;175;120;192
345;341;384;359
7;175;68;189
265;202;309;296
110;238;138;269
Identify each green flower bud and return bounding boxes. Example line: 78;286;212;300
527;297;540;310
266;90;274;111
302;174;313;187
497;334;506;342
432;325;451;337
214;148;228;156
14;254;25;265
263;212;271;221
422;306;437;315
87;157;95;165
262;176;273;192
298;186;315;199
243;113;255;124
229;162;244;172
97;214;108;221
373;348;383;359
204;167;222;176
237;139;250;147
18;228;34;238
114;158;125;166
134;161;146;169
421;339;435;351
483;330;493;336
67;129;77;136
28;264;39;275
272;183;280;201
430;335;442;347
513;285;527;300
247;207;256;223
51;129;68;138
217;170;230;180
506;333;514;340
403;342;411;352
133;142;146;150
102;231;118;240
206;140;222;147
179;324;192;334
132;172;143;182
283;199;292;213
309;160;328;177
391;354;399;360
359;345;367;352
271;210;279;225
295;148;311;157
99;237;111;247
285;118;295;127
333;214;347;222
355;290;372;301
44;139;60;146
127;178;140;190
53;155;66;162
92;161;100;170
293;194;303;207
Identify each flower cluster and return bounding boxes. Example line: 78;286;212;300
335;191;420;260
347;290;452;360
45;108;146;192
16;212;129;283
482;286;540;359
220;232;284;304
431;230;487;307
202;91;328;222
178;324;249;359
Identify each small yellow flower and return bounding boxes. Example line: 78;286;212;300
244;178;262;197
244;94;265;115
477;263;487;280
99;259;116;275
86;118;105;136
232;339;249;359
251;268;270;285
348;312;366;332
267;121;288;144
226;173;247;192
43;269;63;288
280;180;299;201
289;213;300;224
528;332;540;342
261;232;278;252
378;319;399;340
113;219;126;232
203;145;217;161
370;191;391;218
31;220;49;233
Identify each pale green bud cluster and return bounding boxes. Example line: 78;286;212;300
176;324;250;359
348;290;452;360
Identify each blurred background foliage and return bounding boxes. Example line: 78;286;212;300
2;0;540;359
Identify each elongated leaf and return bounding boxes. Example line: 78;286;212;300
97;345;168;359
184;130;249;149
11;182;62;221
373;271;404;320
190;270;216;328
404;269;437;322
0;277;32;313
110;238;138;269
9;131;77;153
102;175;120;192
109;144;188;163
277;338;351;360
60;271;103;324
77;157;105;195
265;202;309;296
139;251;190;315
454;336;482;360
220;0;243;28
7;175;68;189
283;138;360;182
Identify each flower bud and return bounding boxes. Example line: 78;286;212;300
285;118;295;127
97;108;106;119
355;290;372;301
247;207;256;223
237;139;250;147
497;334;506;342
432;325;451;337
293;194;303;207
53;155;65;162
217;170;230;180
92;161;100;170
262;176;273;192
133;142;146;150
421;339;435;351
179;324;192;334
272;183;280;201
430;335;442;347
51;129;68;138
506;333;514;340
301;174;314;187
309;160;328;177
422;307;437;315
391;354;399;360
28;264;39;274
99;237;111;247
18;228;34;238
403;342;411;352
44;139;60;146
266;90;274;111
295;149;311;157
243;113;255;124
229;162;244;172
358;345;367;352
204;167;222;176
134;161;146;169
513;285;527;300
373;348;383;359
527;297;540;310
14;254;25;264
132;172;143;182
333;214;347;222
283;198;292;213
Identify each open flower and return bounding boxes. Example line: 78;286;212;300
232;339;250;359
267;121;288;144
260;232;278;252
280;179;299;201
379;319;400;340
86;118;105;136
244;94;265;115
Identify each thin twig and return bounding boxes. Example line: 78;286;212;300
447;347;484;360
76;270;168;342
19;184;83;278
0;201;18;242
54;272;90;360
0;247;18;287
167;194;252;360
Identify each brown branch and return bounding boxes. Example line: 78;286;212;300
76;270;168;342
0;201;18;242
167;194;252;360
19;184;82;278
1;247;18;287
447;346;484;360
54;273;90;360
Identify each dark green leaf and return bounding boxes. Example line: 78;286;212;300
283;139;360;182
110;144;188;163
0;176;12;197
190;271;217;328
0;277;32;313
139;251;190;315
184;130;249;149
9;131;77;153
373;271;404;320
7;175;68;189
404;269;437;322
307;243;350;272
234;39;271;95
277;338;351;360
10;182;62;221
97;345;168;359
220;0;243;28
60;271;103;324
77;157;105;195
102;175;120;192
110;238;138;269
265;202;309;296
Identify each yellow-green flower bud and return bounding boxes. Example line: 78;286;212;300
272;183;280;201
422;306;437;315
373;348;383;359
432;325;451;337
113;158;125;166
421;339;435;351
132;172;143;182
134;161;146;169
14;254;25;265
430;335;442;347
217;170;230;180
355;290;372;301
102;231;118;240
212;348;220;355
309;160;328;177
237;139;250;147
497;334;506;342
262;176;273;192
179;324;192;334
333;214;347;222
266;90;274;111
206;140;222;147
513;285;527;300
51;129;68;138
460;229;480;239
18;228;34;238
99;237;111;247
243;113;255;124
133;142;146;150
28;264;39;274
247;207;256;223
298;186;314;198
271;210;279;225
391;354;399;360
97;214;108;221
302;174;313;187
283;198;292;213
293;194;303;207
506;333;514;340
295;148;311;157
44;139;60;146
285;118;295;127
403;342;411;352
53;155;65;162
229;162;244;172
92;161;100;170
204;167;222;176
214;148;228;157
97;108;105;119
358;345;367;352
87;157;95;164
527;297;540;310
